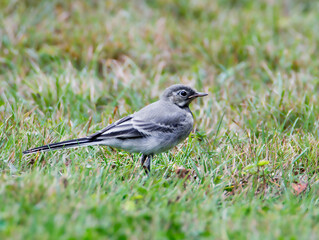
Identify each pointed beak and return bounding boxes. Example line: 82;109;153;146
188;92;208;99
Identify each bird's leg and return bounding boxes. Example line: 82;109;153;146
143;154;153;174
140;154;147;166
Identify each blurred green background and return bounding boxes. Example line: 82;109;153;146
1;0;319;239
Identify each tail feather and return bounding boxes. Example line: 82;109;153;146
23;137;103;155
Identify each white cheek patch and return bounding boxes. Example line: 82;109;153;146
177;101;188;108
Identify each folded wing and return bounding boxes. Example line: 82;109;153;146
89;115;176;140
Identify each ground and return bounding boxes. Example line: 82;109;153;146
1;0;319;239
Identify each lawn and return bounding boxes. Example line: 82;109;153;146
1;0;319;239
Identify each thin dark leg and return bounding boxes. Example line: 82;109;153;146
143;154;153;174
140;154;147;166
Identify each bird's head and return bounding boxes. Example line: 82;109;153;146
161;84;208;108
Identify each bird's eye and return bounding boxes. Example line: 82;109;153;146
179;90;187;97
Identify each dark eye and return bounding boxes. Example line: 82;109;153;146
179;90;187;97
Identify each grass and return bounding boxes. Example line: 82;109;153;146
1;0;319;239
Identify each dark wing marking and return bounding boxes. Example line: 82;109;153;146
89;115;146;139
88;115;179;140
89;115;134;138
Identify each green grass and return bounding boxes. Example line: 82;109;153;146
1;0;319;239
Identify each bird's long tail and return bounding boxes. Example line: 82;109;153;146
23;137;104;155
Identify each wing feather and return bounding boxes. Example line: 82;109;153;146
89;115;138;139
133;120;175;134
89;115;179;140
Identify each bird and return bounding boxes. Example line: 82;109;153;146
23;84;208;173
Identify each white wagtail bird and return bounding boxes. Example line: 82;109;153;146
23;84;208;173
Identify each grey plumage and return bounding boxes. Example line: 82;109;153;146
23;84;207;173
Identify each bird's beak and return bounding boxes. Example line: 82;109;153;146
188;92;208;99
